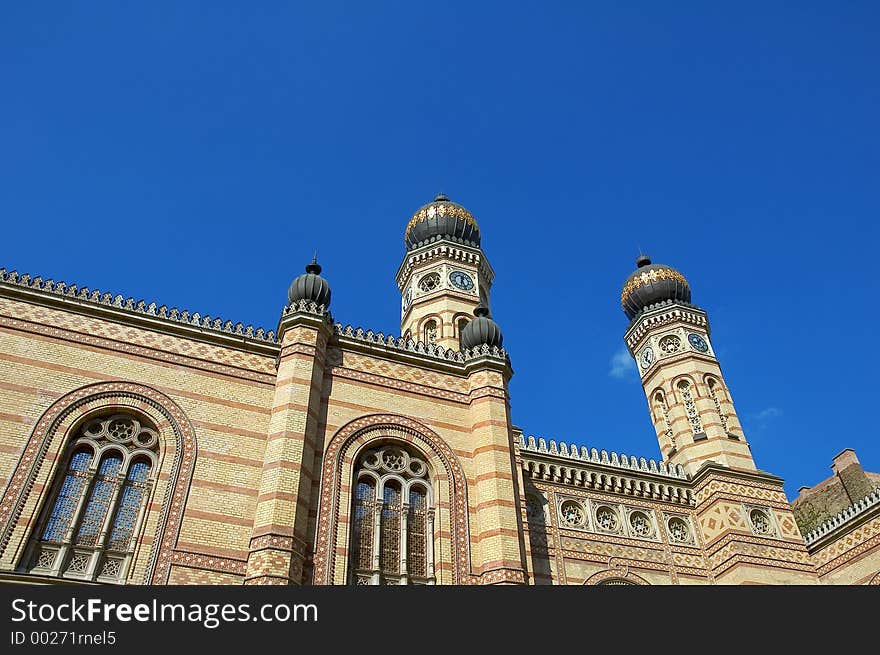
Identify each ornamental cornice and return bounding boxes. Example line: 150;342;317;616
0;267;279;356
395;241;495;289
690;462;785;501
332;322;508;375
803;487;880;550
519;435;693;506
624;303;710;350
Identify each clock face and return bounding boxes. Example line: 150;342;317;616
449;270;475;291
402;287;412;311
640;347;655;369
688;333;709;353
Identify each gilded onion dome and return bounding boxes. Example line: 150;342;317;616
621;255;691;320
288;258;332;308
461;306;503;350
405;193;481;250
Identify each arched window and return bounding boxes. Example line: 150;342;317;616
653;391;676;452
676;380;704;435
706;377;736;439
24;413;158;582
424;320;438;345
348;444;435;585
457;318;469;341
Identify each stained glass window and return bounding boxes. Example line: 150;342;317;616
407;487;428;579
349;444;434;585
380;482;402;575
350;478;375;572
41;450;93;543
30;413;157;582
107;460;152;551
75;454;122;546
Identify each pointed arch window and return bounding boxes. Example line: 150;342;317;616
348;445;435;585
24;413;158;582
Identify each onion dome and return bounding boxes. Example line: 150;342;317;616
461;305;503;350
621;255;691;320
288;258;332;307
405;193;481;250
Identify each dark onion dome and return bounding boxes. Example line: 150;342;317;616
405;193;481;250
288;258;332;307
460;305;503;350
621;255;691;320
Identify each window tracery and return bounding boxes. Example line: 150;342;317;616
349;445;434;585
25;413;157;582
677;380;703;434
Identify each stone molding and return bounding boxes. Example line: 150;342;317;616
0;382;197;585
804;487;880;548
0;267;278;353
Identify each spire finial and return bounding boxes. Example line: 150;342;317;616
305;252;322;275
636;254;652;268
474;305;490;318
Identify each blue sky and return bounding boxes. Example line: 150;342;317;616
1;3;878;498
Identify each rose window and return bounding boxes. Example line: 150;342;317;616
629;511;652;537
659;335;682;354
595;506;619;532
559;500;585;527
418;273;441;292
667;517;691;543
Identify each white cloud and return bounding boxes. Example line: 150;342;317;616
609;348;636;380
755;407;783;421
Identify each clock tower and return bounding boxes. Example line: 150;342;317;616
621;255;755;475
396;194;494;350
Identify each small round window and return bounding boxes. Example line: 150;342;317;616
559;500;586;527
418;273;441;292
629;511;653;537
595;506;619;532
667;517;691;543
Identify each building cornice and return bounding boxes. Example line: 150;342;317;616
0;267;279;357
624;302;710;350
517;435;693;505
332;321;509;376
395;241;495;290
690;461;786;493
804;487;880;551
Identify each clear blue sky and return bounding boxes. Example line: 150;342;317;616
2;3;878;498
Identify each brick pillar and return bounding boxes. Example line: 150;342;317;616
465;355;527;585
245;309;330;585
692;463;818;584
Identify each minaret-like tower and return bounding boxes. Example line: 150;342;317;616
396;194;494;350
621;255;754;475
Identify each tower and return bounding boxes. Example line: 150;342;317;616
621;255;754;475
621;256;817;583
396;194;494;350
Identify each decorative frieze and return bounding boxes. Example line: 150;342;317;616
0;267;277;346
519;435;687;479
334;322;507;364
803;487;880;547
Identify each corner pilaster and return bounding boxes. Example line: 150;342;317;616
245;305;331;585
691;463;818;584
464;353;527;584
